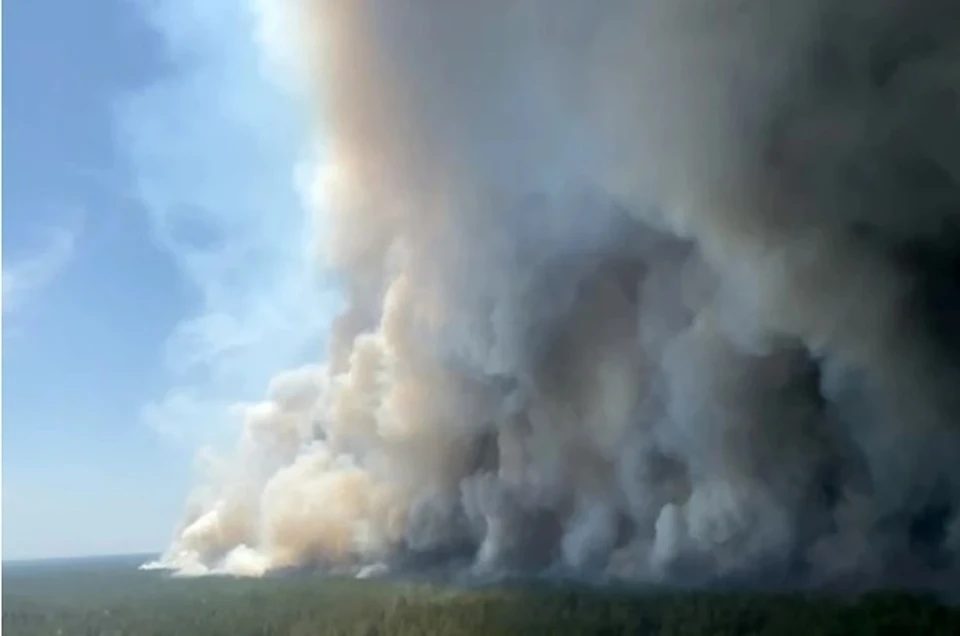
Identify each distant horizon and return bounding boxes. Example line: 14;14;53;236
2;551;160;566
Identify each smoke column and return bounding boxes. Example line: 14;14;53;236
146;0;960;587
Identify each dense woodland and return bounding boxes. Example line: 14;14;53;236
4;557;960;635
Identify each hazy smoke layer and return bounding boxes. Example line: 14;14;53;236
147;0;960;586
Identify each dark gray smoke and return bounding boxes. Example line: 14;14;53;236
144;0;960;589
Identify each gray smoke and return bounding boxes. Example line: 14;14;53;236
145;0;960;588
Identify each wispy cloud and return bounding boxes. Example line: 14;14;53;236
3;222;82;316
116;0;340;446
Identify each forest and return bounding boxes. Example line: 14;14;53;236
4;557;960;635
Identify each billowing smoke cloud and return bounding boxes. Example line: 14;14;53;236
145;0;960;587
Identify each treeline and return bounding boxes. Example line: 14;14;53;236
5;575;960;635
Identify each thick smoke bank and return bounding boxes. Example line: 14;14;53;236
147;0;960;587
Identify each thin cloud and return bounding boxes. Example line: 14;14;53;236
117;0;340;446
3;223;81;316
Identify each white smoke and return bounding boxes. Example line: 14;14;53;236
146;0;960;586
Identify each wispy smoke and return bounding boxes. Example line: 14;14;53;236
146;0;960;587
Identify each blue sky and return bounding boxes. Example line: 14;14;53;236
3;0;337;560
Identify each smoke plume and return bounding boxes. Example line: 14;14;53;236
146;0;960;587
